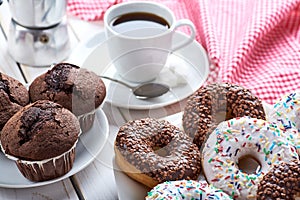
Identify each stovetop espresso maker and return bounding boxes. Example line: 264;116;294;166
5;0;71;66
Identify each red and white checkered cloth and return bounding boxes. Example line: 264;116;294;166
67;0;122;21
67;0;300;104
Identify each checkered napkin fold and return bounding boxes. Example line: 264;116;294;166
67;0;300;105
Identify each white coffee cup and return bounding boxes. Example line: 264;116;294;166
104;1;196;83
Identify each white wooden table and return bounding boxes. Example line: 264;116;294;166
0;1;185;199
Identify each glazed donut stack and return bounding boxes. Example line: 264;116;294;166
114;82;300;200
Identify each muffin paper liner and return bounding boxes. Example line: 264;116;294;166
77;109;96;133
1;140;78;182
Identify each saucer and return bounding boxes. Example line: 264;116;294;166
68;31;209;109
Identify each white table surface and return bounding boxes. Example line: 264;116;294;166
0;1;186;200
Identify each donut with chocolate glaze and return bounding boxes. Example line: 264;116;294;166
114;118;201;188
257;159;300;200
182;82;266;148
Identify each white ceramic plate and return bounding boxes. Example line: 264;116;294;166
68;31;209;109
0;108;109;188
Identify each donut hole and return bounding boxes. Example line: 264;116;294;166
214;102;232;124
215;111;227;124
238;155;261;175
153;146;169;157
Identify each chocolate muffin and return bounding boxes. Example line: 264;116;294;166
0;73;29;130
29;63;106;132
0;100;80;182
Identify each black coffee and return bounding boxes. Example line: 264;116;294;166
110;12;170;35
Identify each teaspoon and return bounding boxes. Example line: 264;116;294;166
99;75;170;99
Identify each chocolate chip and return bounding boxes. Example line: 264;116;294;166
45;63;79;93
18;101;62;145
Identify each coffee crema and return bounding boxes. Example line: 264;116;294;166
110;12;170;35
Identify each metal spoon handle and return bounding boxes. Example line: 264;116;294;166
99;75;133;89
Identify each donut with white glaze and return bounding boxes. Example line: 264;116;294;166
268;91;300;155
114;118;202;188
146;180;232;200
201;116;299;199
182;82;266;149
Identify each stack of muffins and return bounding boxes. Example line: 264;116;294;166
0;63;106;182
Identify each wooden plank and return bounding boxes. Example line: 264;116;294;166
0;180;79;200
0;1;25;82
119;98;187;121
70;103;124;200
0;26;25;82
60;17;124;199
0;0;11;34
67;15;104;41
65;14;189;199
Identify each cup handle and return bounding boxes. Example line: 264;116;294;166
171;19;196;52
